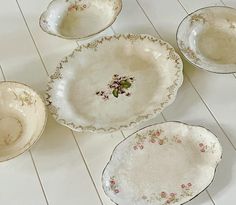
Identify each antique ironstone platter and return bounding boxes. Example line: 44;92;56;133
0;82;47;162
39;0;122;39
102;122;222;205
177;6;236;73
46;34;183;132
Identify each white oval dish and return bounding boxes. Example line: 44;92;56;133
177;6;236;73
102;122;222;205
46;34;183;132
39;0;122;39
0;81;47;162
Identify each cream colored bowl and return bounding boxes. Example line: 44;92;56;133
0;82;47;162
39;0;122;39
177;6;236;73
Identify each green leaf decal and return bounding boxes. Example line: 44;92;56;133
112;89;119;98
120;80;131;89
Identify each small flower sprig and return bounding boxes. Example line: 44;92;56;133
109;176;120;194
67;0;88;12
96;74;135;100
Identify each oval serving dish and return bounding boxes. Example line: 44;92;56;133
0;81;47;162
46;34;183;132
39;0;122;39
177;6;236;73
102;121;222;205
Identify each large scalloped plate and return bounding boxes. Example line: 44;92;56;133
45;34;183;132
102;122;222;205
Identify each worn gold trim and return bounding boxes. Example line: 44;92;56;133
39;0;122;40
46;34;183;132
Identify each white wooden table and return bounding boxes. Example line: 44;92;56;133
0;0;236;204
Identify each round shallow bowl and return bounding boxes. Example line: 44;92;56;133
39;0;122;39
177;6;236;73
0;82;47;162
102;122;222;205
46;34;183;132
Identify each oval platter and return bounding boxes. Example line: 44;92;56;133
102;122;222;205
177;6;236;73
46;34;183;132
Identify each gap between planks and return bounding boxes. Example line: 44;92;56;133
133;0;229;204
0;64;49;205
15;1;104;204
14;1;236;205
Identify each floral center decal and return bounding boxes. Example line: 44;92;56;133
96;74;135;100
66;0;89;12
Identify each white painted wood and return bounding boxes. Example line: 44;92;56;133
16;0;78;75
221;0;236;7
179;0;222;13
1;0;236;204
73;131;124;205
0;1;103;205
0;68;4;81
0;0;48;92
31;117;102;205
0;153;48;205
112;0;159;37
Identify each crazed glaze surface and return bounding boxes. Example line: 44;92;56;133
102;122;222;205
46;34;183;132
0;82;47;162
177;6;236;73
39;0;122;39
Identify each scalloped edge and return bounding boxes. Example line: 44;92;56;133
45;34;184;132
102;121;223;205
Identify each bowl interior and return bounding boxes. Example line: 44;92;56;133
177;7;236;73
41;0;121;39
0;82;46;161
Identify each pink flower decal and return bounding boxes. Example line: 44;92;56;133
109;177;120;194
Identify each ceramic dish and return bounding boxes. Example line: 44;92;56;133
39;0;122;39
177;6;236;73
0;81;47;162
46;34;183;132
102;122;222;205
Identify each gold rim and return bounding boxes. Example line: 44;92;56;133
46;34;183;132
39;0;123;40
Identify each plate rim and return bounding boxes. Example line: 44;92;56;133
176;5;236;74
45;34;184;132
101;121;223;205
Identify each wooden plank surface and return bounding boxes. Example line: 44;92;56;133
0;0;236;204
